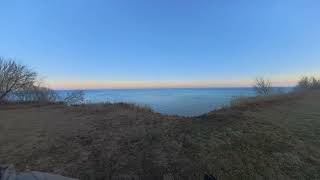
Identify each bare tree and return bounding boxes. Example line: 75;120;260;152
254;77;272;96
296;76;320;90
296;76;309;90
310;77;320;89
0;57;37;101
64;90;85;105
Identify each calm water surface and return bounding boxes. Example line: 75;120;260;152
57;88;290;116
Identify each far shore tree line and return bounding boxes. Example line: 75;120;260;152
0;57;319;103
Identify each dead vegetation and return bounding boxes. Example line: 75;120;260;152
0;57;38;101
228;91;303;110
0;57;84;105
296;76;320;90
64;90;85;105
253;77;273;96
1;91;320;179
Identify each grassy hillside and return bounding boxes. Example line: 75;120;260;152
1;91;320;179
190;91;320;179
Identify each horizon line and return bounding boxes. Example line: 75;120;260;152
53;86;294;91
51;84;296;91
47;79;299;90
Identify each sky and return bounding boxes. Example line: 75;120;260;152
0;0;319;89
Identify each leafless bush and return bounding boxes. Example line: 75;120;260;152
254;78;273;96
296;77;309;90
14;85;59;102
296;76;320;90
64;90;85;105
0;57;38;101
310;77;320;89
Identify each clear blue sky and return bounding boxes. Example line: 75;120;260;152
0;0;319;89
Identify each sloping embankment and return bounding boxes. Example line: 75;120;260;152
1;91;320;179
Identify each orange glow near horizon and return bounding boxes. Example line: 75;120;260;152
48;78;300;90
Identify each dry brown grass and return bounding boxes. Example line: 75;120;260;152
228;92;303;110
1;91;320;179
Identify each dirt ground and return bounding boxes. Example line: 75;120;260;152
1;92;320;179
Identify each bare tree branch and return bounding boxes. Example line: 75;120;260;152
0;57;38;101
296;76;320;91
64;90;85;105
253;77;273;96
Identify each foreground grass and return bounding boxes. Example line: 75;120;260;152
1;91;320;179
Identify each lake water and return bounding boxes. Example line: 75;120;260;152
57;88;290;116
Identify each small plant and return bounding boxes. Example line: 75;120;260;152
253;78;272;96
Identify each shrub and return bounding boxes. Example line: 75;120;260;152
296;76;320;91
64;90;85;105
14;85;59;102
310;77;320;89
253;78;273;96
